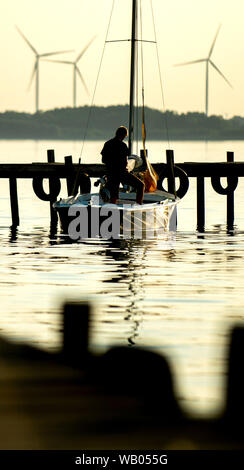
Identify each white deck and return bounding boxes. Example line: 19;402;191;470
54;190;177;209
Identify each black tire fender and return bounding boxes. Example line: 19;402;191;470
32;177;61;201
157;164;189;199
211;175;238;195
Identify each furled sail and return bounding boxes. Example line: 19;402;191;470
141;116;158;193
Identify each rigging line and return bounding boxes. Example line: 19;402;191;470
106;39;156;43
79;0;115;160
135;2;140;156
135;39;156;43
140;0;146;153
135;34;139;156
150;0;171;149
140;0;145;97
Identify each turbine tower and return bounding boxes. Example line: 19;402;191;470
174;25;232;116
16;26;73;113
44;37;96;108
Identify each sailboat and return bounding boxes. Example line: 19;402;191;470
53;0;179;240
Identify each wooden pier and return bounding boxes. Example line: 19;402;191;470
0;149;243;231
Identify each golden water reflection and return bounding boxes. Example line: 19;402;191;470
0;226;244;418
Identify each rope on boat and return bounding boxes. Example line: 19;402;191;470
70;0;115;195
76;0;170;196
139;0;158;193
139;0;146;153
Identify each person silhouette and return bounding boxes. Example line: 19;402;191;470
101;126;145;204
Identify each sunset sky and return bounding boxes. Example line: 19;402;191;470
1;0;244;117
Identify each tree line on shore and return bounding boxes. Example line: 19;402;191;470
0;105;244;140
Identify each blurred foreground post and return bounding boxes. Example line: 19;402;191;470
225;326;244;427
62;302;90;366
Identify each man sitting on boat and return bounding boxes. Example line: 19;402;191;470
101;126;145;204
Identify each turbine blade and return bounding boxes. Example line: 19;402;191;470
40;50;74;57
209;60;233;88
208;24;222;59
174;59;206;66
76;66;89;95
75;36;96;63
41;59;73;64
16;25;38;55
27;62;37;91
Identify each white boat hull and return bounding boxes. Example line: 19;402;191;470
54;190;178;240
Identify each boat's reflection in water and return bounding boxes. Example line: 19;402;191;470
101;238;147;347
73;233;176;347
8;223;176;348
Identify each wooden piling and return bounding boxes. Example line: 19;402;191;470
9;177;19;227
197;176;205;232
65;156;74;196
62;302;90;366
1;152;244;231
166;150;176;196
227;151;234;231
47;149;55;164
47;149;58;229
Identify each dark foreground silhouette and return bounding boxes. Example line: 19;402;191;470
0;301;243;449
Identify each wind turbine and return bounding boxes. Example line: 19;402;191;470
16;26;73;112
174;25;232;116
44;37;96;108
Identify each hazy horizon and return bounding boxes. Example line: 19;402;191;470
1;104;244;120
1;0;244;117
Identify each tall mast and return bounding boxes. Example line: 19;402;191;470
128;0;137;155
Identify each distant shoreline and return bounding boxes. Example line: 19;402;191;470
1;137;244;141
1;105;244;141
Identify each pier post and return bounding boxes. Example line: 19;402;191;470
9;177;19;227
65;156;74;196
62;302;90;366
47;149;55;163
47;149;58;229
197;176;205;232
166;150;176;196
227;151;234;231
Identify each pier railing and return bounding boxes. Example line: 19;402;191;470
0;149;242;231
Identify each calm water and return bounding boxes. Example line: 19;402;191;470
1;139;244;418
